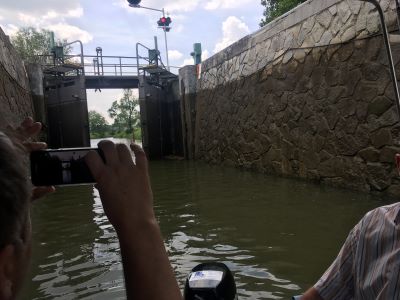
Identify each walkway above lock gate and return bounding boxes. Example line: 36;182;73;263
42;52;177;90
43;55;139;89
84;55;139;89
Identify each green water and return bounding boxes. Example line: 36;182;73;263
22;157;392;299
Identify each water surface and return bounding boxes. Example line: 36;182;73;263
23;146;392;299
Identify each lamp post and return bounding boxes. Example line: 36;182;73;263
128;1;171;71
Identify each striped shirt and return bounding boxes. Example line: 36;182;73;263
314;202;400;300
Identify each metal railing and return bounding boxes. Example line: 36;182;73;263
83;55;140;76
40;54;145;77
38;40;173;78
136;40;168;76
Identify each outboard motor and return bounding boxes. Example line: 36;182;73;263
184;262;237;300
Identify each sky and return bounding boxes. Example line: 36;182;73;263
0;0;264;121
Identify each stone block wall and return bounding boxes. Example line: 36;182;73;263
0;27;34;131
191;0;400;196
200;0;397;89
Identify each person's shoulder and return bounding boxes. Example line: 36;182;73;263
362;202;400;224
368;202;400;215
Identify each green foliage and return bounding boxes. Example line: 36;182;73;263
10;27;71;63
89;110;109;138
260;0;307;26
88;89;141;141
108;89;139;134
111;128;142;141
133;127;142;141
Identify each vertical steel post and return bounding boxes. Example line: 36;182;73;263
97;57;100;76
162;8;170;71
63;40;85;75
129;4;171;71
154;36;159;66
101;56;104;75
93;58;97;75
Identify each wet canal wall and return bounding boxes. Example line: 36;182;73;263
0;27;34;130
181;0;400;196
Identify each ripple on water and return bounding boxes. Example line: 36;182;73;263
25;157;389;299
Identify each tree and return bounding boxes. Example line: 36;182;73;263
11;27;71;63
88;110;109;138
108;89;140;135
260;0;307;26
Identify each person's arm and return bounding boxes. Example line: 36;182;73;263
301;223;360;300
301;287;323;300
85;141;182;300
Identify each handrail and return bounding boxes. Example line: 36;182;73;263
69;55;139;59
38;39;172;79
136;41;167;76
62;40;85;75
136;42;152;75
39;54;142;77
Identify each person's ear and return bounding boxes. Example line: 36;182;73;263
0;245;16;300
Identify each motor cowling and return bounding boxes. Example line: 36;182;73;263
184;262;237;300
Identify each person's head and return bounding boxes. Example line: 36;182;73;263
0;131;31;300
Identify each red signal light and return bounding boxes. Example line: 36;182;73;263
157;16;172;31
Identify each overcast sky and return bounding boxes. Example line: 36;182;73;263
0;0;264;121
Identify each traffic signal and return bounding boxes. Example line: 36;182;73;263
127;0;141;6
157;17;172;31
157;17;166;26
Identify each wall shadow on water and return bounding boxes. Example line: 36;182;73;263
22;159;392;299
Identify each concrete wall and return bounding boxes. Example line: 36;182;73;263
182;0;400;196
0;27;34;130
199;0;397;89
180;65;197;159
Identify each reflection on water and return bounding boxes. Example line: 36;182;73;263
26;186;126;300
23;140;392;299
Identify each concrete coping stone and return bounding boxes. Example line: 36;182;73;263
200;0;393;72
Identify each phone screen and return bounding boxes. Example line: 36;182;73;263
30;148;97;186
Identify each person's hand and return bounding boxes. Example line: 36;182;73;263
85;141;155;234
86;141;183;300
17;117;55;200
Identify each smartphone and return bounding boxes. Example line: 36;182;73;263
30;148;100;186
